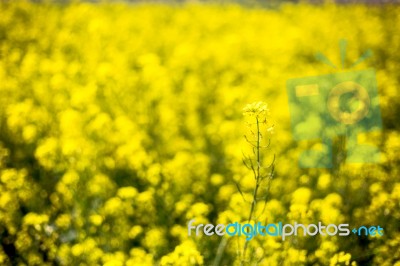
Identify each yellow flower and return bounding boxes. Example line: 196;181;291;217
243;101;269;118
23;213;49;226
89;214;103;226
292;187;312;205
160;240;203;266
117;187;138;199
56;214;71;229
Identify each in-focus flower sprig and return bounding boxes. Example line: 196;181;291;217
239;101;275;266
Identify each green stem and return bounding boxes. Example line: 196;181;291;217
240;117;261;266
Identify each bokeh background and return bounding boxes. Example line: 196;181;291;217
0;1;400;265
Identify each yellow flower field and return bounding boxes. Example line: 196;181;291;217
0;1;399;265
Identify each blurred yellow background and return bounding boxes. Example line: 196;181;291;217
0;1;399;265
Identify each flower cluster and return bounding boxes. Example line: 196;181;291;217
243;101;269;119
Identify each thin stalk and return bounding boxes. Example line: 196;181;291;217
213;237;228;266
240;117;261;266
